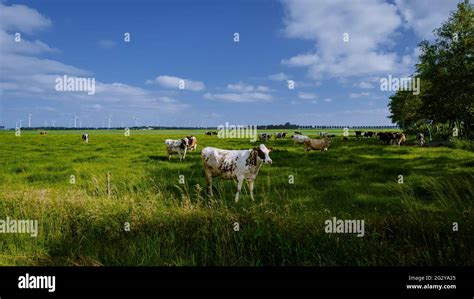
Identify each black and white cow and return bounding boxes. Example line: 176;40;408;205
259;133;272;141
201;144;272;202
82;133;89;143
165;138;189;161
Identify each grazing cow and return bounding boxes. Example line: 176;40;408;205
393;133;406;146
40;131;48;135
366;131;375;138
292;134;310;145
201;144;272;202
82;133;89;143
319;132;329;137
379;132;396;145
274;132;287;139
294;131;302;135
186;135;198;151
165;138;189;161
259;133;272;141
355;131;362;139
343;137;349;141
211;131;218;135
416;133;425;146
304;138;332;153
205;131;212;136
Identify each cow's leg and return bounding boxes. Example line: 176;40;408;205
248;180;255;201
235;177;244;202
182;148;187;160
205;172;213;197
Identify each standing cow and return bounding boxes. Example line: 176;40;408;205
304;138;332;153
292;134;310;145
201;144;272;202
186;135;198;151
82;133;89;143
165;138;189;161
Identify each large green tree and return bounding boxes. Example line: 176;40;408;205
389;0;474;138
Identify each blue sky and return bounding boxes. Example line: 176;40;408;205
0;0;461;128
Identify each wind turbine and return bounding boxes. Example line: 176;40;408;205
28;113;32;127
19;120;22;128
52;120;56;127
134;117;139;127
73;114;78;128
108;114;112;129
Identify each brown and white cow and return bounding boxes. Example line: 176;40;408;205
201;144;272;202
304;138;332;153
393;133;406;146
186;135;198;151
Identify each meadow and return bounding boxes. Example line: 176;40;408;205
0;129;473;266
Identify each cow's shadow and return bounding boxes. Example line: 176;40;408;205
148;155;169;161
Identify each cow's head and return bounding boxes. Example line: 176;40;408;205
255;144;272;165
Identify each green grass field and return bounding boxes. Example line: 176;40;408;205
0;129;473;266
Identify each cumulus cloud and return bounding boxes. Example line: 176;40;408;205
280;0;415;78
226;82;270;92
298;92;318;100
395;0;460;39
0;3;52;34
268;72;291;81
97;39;117;49
349;92;371;99
146;75;205;91
354;81;375;89
203;92;272;103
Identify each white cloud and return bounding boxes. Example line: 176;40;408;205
146;75;205;91
204;92;272;103
323;98;332;102
97;40;117;49
298;92;318;100
354;81;375;89
349;92;370;99
0;3;52;34
280;0;412;78
268;72;290;81
395;0;460;39
226;82;269;92
281;53;318;67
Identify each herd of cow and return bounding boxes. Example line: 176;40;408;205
75;130;424;201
